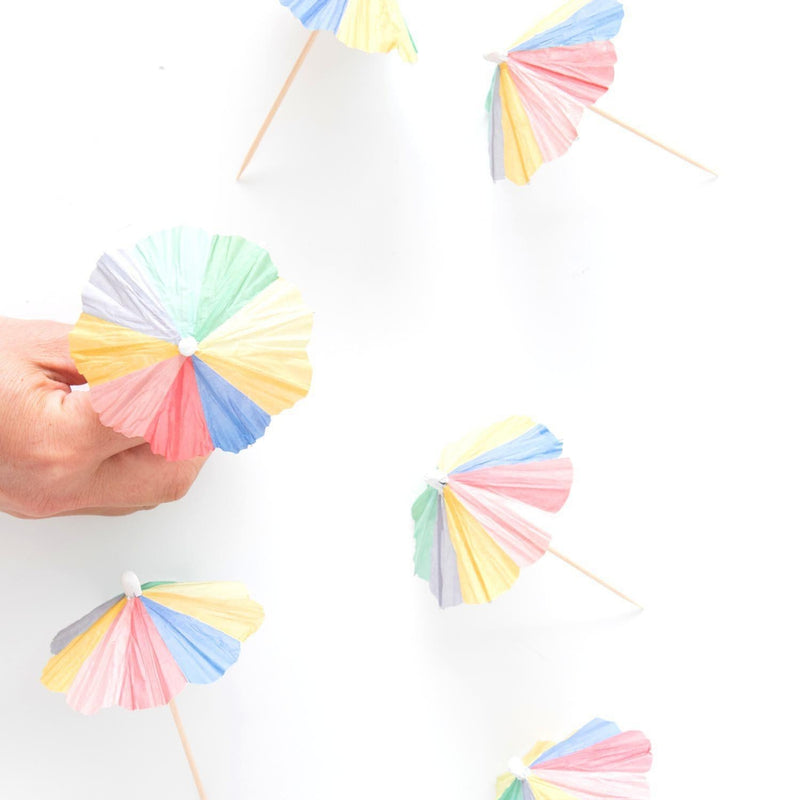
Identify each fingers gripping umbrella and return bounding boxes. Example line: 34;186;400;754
70;226;313;461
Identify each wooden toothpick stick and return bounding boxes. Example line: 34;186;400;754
587;105;717;177
547;546;643;609
237;30;320;180
169;698;208;800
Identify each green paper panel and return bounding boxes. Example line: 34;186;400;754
499;780;529;800
412;487;438;580
194;235;278;341
132;227;212;338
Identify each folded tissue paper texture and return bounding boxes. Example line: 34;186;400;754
70;226;313;461
41;573;264;715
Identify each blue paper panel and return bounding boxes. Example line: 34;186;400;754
192;357;271;453
280;0;349;32
142;597;241;685
532;718;621;766
512;0;624;52
452;424;562;474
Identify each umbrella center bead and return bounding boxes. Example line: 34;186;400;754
484;51;508;64
508;757;531;781
424;469;448;492
121;571;142;598
178;336;198;357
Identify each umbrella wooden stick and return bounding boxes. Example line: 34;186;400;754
169;698;208;800
588;105;717;176
547;546;642;609
237;30;320;180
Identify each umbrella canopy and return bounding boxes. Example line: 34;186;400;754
497;719;652;800
412;417;573;607
70;227;313;461
41;572;264;715
487;0;624;184
280;0;417;62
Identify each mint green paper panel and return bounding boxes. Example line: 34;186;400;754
412;487;438;580
498;780;528;800
193;235;278;341
130;227;212;339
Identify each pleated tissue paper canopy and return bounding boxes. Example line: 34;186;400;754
41;572;264;715
70;226;313;460
497;719;652;800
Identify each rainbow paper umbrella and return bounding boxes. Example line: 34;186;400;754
486;0;715;184
42;572;264;797
412;417;640;608
237;0;416;178
498;719;652;800
70;226;313;461
281;0;416;61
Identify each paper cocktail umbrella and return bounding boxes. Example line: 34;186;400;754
486;0;715;184
42;572;264;799
70;226;313;461
498;719;652;800
237;0;417;179
412;416;639;608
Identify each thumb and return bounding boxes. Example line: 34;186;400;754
59;388;147;458
30;319;86;386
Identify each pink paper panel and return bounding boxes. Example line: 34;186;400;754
89;356;184;440
448;481;551;567
66;599;186;714
143;358;213;460
449;458;573;513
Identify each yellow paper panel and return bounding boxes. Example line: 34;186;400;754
70;314;178;385
196;278;313;414
197;350;311;415
499;65;543;186
40;599;125;693
524;741;556;764
144;582;264;641
443;487;519;604
439;416;536;474
337;0;417;63
496;773;515;798
528;776;581;800
513;0;591;46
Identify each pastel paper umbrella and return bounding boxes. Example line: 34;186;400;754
237;0;417;179
412;416;640;608
497;719;652;800
486;0;715;184
41;572;265;799
70;226;313;461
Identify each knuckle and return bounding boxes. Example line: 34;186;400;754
162;470;195;503
27;450;76;488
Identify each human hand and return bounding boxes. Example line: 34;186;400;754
0;316;207;518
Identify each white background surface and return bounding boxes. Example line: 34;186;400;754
0;0;798;797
